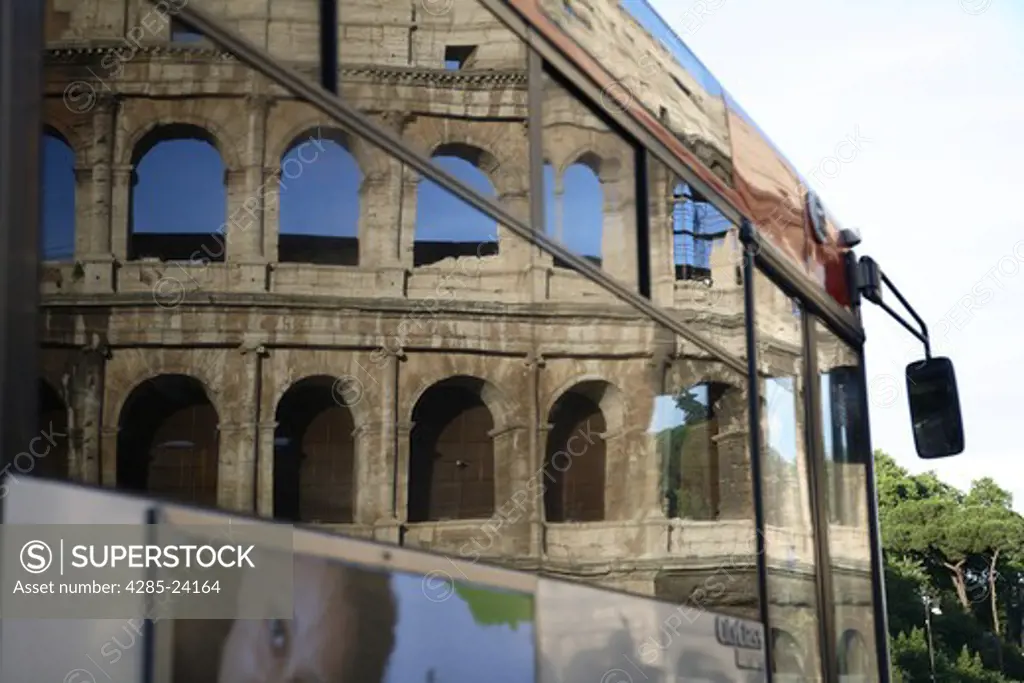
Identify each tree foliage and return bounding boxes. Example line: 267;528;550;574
878;451;1024;681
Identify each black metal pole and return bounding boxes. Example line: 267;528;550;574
319;0;338;94
741;219;775;679
0;0;43;475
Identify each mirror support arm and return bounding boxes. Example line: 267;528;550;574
857;256;931;359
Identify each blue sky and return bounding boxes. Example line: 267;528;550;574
385;573;534;683
42;120;721;267
651;0;1024;507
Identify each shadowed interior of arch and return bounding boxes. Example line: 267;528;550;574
408;376;496;522
34;379;69;481
273;375;356;523
543;381;609;523
116;373;219;507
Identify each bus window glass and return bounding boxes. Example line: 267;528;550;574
754;269;823;682
815;320;878;682
39;1;755;615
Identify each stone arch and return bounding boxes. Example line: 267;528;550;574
41;126;76;261
414;142;500;267
128;122;228;262
543;376;625;433
272;374;357;523
771;627;806;676
115;373;219;507
107;355;223;429
123;116;241;168
406;373;512;432
838;629;870;676
428;141;501;176
407;375;498;522
28;378;70;481
277;126;362;266
42;118;81;158
561;149;605;178
543;379;621;523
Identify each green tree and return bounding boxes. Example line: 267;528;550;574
453;584;533;630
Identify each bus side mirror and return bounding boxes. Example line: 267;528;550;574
906;357;964;459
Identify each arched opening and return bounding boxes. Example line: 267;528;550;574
129;124;227;263
34;379;69;481
547;155;603;270
41;128;76;261
544;381;609;522
414;145;499;267
273;375;356;523
408;376;495;522
278;127;361;266
670;182;731;282
838;629;870;676
771;627;806;677
116;374;219;507
655;381;739;520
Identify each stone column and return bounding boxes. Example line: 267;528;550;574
215;343;266;512
109;164;134;262
66;340;109;485
398;166;419;272
600;169;638;288
495;175;534;302
361;347;405;527
78;94;118;251
99;425;119;488
255;420;277;517
229;94;271;262
649;164;676;307
259;166;281;262
490;423;531;556
392;420;414;527
525;352;545;555
223;169;253;262
716;387;753;521
359;158;406;295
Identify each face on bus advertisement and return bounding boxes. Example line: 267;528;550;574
171;553;536;683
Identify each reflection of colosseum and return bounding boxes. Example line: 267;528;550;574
38;0;874;676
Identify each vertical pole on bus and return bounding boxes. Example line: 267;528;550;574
0;0;43;481
740;219;775;679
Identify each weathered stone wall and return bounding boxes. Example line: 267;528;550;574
36;0;876;665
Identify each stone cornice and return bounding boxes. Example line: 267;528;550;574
44;45;527;87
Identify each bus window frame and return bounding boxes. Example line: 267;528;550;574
743;221;890;683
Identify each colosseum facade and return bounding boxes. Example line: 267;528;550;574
34;0;876;676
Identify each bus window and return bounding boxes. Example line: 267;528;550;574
754;268;824;682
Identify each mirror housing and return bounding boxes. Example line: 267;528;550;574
906;357;964;459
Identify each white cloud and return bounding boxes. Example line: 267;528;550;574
651;0;1024;507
